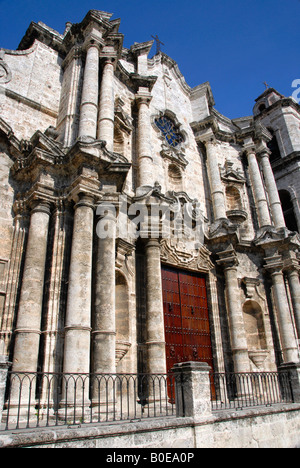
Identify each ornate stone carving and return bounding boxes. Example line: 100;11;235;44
0;53;12;84
160;238;213;272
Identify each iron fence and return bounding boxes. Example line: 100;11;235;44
1;372;177;431
0;369;295;431
211;371;294;411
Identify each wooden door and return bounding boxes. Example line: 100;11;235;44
162;265;215;380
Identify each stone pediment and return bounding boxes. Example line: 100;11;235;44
160;238;214;272
134;183;201;218
160;144;188;169
221;161;246;185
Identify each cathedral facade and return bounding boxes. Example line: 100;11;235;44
0;9;299;392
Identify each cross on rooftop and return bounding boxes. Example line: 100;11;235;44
263;81;270;90
151;35;165;54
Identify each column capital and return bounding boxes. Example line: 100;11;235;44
30;198;52;216
283;258;300;275
82;36;104;54
135;90;152;107
243;142;256;156
145;238;161;250
257;147;272;160
74;192;95;210
264;254;284;276
100;56;117;66
216;244;239;270
196;128;217;147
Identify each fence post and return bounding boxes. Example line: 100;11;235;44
172;362;212;419
0;354;11;424
279;362;300;402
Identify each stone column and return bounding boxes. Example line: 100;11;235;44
217;247;250;374
92;204;117;406
78;42;100;140
93;205;117;375
259;150;286;229
62;194;94;405
12;200;51;375
136;92;153;189
285;266;300;343
97;58;115;151
172;362;212;419
202;138;227;221
145;239;166;375
245;145;272;228
268;266;299;363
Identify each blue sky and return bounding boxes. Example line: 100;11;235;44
0;0;299;119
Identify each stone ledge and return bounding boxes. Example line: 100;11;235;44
1;404;300;448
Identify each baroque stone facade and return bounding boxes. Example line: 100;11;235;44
0;9;299;392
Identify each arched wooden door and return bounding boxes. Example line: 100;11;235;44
161;265;215;398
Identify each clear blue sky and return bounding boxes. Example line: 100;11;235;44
0;0;299;119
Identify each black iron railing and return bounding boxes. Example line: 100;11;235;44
0;370;295;431
211;371;294;411
1;372;177;431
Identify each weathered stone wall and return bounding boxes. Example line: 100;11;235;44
0;405;299;448
0;41;62;140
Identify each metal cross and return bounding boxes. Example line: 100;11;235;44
263;81;270;90
151;35;165;54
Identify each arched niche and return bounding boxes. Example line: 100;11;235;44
168;164;183;192
113;125;125;155
115;271;131;367
226;186;242;211
242;300;267;351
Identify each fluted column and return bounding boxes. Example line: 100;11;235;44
245;145;272;228
12;200;51;374
97;58;115;151
203;138;227;221
217;247;250;373
259;150;286;229
136;92;153;188
63;194;94;382
78;42;100;139
268;266;299;363
145;239;166;375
